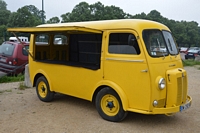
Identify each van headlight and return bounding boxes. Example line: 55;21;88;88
158;78;166;90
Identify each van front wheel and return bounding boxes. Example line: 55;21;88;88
36;76;54;102
95;87;127;122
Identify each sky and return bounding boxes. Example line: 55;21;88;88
5;0;200;25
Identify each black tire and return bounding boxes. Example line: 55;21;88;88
95;87;128;122
36;76;54;102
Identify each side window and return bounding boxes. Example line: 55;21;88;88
22;46;29;56
108;33;140;55
35;34;49;45
53;34;68;45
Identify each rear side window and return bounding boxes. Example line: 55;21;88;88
35;34;49;45
0;43;15;56
53;34;68;45
108;33;140;55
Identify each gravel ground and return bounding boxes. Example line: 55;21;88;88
0;66;200;133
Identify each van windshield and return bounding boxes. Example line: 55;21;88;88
162;30;178;55
143;29;178;57
0;43;15;56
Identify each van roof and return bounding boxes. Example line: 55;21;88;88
7;19;170;33
37;19;169;30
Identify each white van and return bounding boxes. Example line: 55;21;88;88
9;37;29;42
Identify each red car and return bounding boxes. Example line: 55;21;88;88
180;47;189;53
0;41;29;75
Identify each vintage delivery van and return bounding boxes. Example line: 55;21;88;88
8;19;192;122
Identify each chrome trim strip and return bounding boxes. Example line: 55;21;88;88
106;58;144;62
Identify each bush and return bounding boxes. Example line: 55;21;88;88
182;60;200;67
0;74;24;83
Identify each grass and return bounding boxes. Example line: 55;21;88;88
182;59;200;67
18;82;28;90
0;89;12;94
0;74;24;83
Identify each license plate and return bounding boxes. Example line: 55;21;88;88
180;101;191;112
188;54;193;55
0;57;6;62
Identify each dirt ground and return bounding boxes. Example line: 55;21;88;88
0;66;200;133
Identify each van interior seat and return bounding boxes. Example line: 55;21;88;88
108;45;137;54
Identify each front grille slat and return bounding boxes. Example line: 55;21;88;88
177;77;182;104
177;75;187;105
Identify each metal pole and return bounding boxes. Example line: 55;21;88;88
42;0;44;23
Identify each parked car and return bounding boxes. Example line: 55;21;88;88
185;50;200;60
180;47;189;53
0;41;29;75
185;47;200;54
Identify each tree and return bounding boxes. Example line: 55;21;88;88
46;17;60;24
66;2;92;22
0;24;7;44
0;10;11;25
7;6;42;27
132;12;147;19
0;0;7;10
130;10;200;47
61;12;71;23
90;2;105;20
103;5;126;20
0;0;11;44
61;2;128;22
184;21;200;47
25;5;46;22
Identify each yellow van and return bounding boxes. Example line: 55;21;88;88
8;19;192;122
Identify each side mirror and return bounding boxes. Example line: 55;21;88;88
128;34;136;46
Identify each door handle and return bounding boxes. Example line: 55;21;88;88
141;69;148;73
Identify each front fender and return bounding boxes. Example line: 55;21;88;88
94;80;129;111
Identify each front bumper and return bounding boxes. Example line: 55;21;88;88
152;95;192;114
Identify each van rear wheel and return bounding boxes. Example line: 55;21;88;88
36;76;54;102
95;87;127;122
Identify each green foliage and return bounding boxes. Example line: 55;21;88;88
0;74;24;83
61;2;128;22
0;10;11;25
7;6;42;27
0;89;12;94
182;60;200;66
0;0;10;44
131;10;200;48
25;5;46;21
19;82;28;90
0;0;7;10
46;17;60;24
0;1;199;47
0;1;43;43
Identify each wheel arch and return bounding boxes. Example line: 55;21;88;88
33;71;53;91
92;80;129;111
